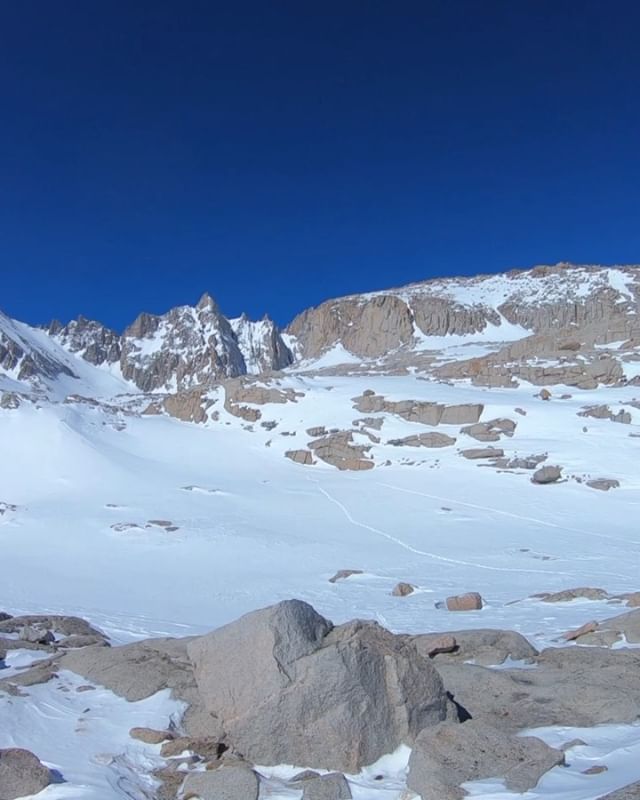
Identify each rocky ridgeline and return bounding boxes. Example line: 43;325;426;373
3;263;640;399
47;293;293;392
286;263;640;357
1;598;640;800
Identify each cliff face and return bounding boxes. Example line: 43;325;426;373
286;263;640;359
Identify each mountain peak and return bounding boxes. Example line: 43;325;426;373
196;292;219;312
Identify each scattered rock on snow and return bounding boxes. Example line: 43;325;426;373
391;582;415;597
586;478;620;491
445;592;483;611
285;449;315;466
387;432;456;448
531;465;562;484
308;431;374;471
328;569;363;583
460;447;504;460
129;727;174;744
539;587;609;602
306;426;327;437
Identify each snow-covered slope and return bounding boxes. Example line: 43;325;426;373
3;264;640;800
0;311;132;401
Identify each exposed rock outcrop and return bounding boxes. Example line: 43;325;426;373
387;432;456;448
353;393;483;426
307;431;374;471
407;720;564;800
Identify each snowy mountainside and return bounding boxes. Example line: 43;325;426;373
46;292;293;394
3;263;640;800
0;310;132;401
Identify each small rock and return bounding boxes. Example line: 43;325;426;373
419;634;457;657
541;587;609;603
19;626;55;645
302;773;352;800
563;621;598;641
539;389;552;400
461;447;504;460
514;407;527;416
286;449;315;465
531;465;562;484
306;426;327;437
328;569;363;583
129;726;173;744
560;738;587;751
625;592;640;607
182;765;259;800
392;582;415;597
445;592;483;611
582;765;608;775
161;736;225;760
586;478;620;491
291;770;321;783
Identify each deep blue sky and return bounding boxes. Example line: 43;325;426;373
2;1;640;330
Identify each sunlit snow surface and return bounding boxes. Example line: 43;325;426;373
2;366;640;799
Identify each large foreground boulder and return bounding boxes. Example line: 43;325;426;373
407;720;564;800
187;600;449;772
0;748;51;799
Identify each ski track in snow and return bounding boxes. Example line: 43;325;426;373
314;480;576;576
379;482;640;548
